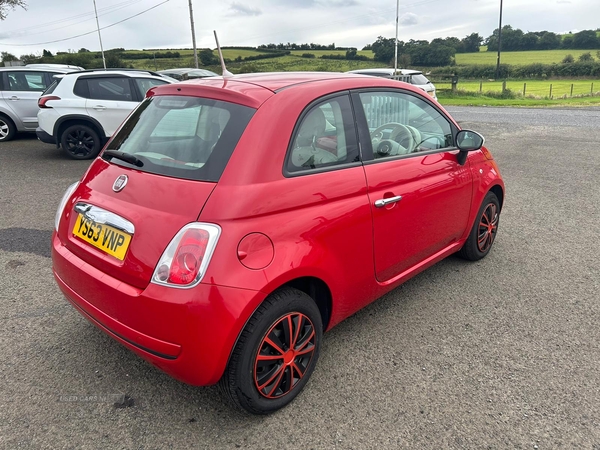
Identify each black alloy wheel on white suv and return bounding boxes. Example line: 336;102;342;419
60;124;102;160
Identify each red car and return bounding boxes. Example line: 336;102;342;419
52;72;504;414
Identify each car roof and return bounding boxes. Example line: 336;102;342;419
0;66;78;73
60;69;166;79
148;71;425;109
347;68;423;76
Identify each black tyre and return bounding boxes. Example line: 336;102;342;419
220;287;323;415
459;191;500;261
0;115;17;142
60;124;102;160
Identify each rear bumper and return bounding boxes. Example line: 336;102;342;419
36;127;56;145
52;232;266;386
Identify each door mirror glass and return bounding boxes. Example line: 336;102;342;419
456;130;484;151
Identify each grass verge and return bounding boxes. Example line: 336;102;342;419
438;89;600;107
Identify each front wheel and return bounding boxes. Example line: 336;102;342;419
220;287;323;414
459;191;500;261
60;124;102;160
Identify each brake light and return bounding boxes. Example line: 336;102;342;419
152;223;221;288
38;95;60;108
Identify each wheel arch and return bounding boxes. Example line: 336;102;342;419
0;111;17;128
54;115;107;146
282;276;332;331
489;184;504;211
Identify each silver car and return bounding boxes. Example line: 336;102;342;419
0;65;81;142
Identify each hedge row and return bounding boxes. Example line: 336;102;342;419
431;61;600;79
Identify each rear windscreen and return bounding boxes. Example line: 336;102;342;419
105;95;255;182
410;74;430;85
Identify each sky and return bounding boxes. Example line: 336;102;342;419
0;0;598;56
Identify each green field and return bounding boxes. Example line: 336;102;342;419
456;49;600;65
454;79;599;97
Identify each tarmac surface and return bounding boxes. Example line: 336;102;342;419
0;107;599;449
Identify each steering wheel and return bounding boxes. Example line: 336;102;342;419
370;123;418;153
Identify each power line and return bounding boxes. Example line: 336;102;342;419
2;0;144;35
0;0;170;47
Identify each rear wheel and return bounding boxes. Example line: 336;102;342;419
0;115;17;142
60;124;102;160
459;191;500;261
220;287;323;414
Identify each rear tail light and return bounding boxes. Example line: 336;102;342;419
152;223;221;288
55;182;79;231
39;95;61;108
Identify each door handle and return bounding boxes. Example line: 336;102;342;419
9;96;19;101
374;195;402;208
93;105;106;111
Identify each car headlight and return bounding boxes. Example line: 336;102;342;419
55;182;79;231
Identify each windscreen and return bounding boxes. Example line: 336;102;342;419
410;74;430;85
105;95;255;182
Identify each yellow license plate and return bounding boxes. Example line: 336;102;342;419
73;214;132;261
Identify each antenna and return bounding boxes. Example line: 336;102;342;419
213;30;234;78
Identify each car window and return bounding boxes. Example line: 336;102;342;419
357;91;453;160
80;77;134;101
6;71;49;91
133;78;169;97
286;95;359;174
410;74;430;85
105;95;255;182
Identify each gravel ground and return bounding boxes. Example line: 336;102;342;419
0;107;598;449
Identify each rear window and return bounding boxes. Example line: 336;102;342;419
410;74;430;85
41;79;61;95
104;95;255;182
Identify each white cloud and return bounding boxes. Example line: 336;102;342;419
229;3;262;16
399;13;419;26
0;0;599;56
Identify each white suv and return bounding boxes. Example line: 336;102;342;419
37;70;174;159
0;65;81;142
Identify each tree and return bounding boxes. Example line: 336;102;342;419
461;33;483;53
521;32;539;50
561;35;574;49
538;32;561;50
562;54;574;64
199;49;218;66
20;53;40;64
371;36;396;63
0;0;25;20
42;49;53;57
573;30;599;49
1;51;18;62
578;52;594;62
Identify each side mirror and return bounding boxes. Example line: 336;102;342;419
455;130;484;165
456;130;484;152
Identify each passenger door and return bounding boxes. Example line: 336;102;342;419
0;70;51;130
352;90;472;282
76;76;138;136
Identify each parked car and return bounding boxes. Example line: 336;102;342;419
0;65;80;142
346;68;437;100
52;72;504;414
36;69;174;159
157;68;218;81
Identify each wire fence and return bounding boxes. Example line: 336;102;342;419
433;79;600;99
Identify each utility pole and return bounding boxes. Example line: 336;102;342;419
394;0;399;76
188;0;199;68
93;0;107;69
495;0;503;80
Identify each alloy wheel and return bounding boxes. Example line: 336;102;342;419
65;129;96;158
254;312;316;399
477;203;499;253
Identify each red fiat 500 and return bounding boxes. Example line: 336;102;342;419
52;72;504;414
